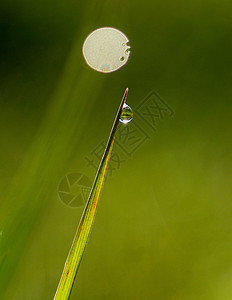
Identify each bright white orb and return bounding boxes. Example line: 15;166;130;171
82;27;131;73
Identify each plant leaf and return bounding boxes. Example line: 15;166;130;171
54;88;129;299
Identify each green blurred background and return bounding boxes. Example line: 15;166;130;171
0;0;232;299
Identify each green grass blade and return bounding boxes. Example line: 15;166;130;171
54;88;129;299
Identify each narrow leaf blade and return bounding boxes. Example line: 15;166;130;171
54;88;128;299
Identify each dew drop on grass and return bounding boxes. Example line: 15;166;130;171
120;103;133;124
82;27;131;73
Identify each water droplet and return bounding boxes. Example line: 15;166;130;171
120;104;133;124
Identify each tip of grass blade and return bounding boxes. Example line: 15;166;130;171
124;88;128;101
